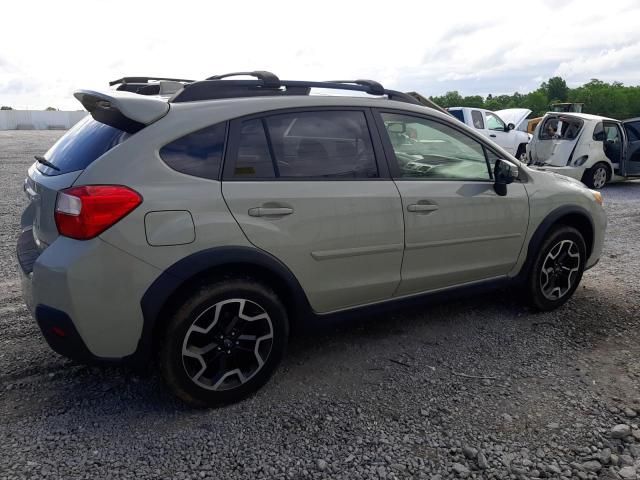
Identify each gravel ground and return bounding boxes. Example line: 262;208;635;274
1;130;640;480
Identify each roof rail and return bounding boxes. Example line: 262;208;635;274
170;71;421;105
109;76;195;86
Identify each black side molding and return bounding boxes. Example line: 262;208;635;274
134;246;313;365
517;205;595;280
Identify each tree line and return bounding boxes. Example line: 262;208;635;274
429;77;640;120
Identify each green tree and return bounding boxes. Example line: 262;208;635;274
542;76;569;102
1;106;12;110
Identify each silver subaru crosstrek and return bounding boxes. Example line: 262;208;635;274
18;72;606;407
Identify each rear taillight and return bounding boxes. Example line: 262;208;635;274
54;185;142;240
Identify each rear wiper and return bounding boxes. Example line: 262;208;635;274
34;155;60;171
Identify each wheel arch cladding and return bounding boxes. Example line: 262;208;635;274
526;206;594;271
137;246;313;364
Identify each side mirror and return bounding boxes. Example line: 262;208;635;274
494;158;519;196
507;123;516;131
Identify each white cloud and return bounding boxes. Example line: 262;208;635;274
0;0;639;109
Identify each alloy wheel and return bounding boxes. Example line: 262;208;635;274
593;167;607;189
181;298;274;391
540;239;581;300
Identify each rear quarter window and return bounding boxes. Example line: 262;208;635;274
159;122;227;180
38;116;130;176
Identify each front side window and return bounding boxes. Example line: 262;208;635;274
231;110;377;179
380;113;491;181
485;112;506;131
471;110;485;129
160;122;227;180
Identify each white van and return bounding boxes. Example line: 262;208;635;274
527;113;640;188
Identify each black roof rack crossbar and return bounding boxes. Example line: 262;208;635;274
206;71;281;88
109;76;195;86
326;80;385;96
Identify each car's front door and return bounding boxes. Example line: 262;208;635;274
374;110;529;296
485;111;515;154
221;108;404;313
622;120;640;176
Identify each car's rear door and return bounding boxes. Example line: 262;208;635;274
622;119;640;176
221;108;404;313
373;109;529;296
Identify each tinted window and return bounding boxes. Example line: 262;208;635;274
485;112;505;131
160;122;226;180
234;119;276;178
381;113;491;181
592;122;604;141
38;116;130;176
471;110;485;129
231;111;377;179
625;121;640;142
449;110;464;123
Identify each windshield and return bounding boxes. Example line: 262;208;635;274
37;116;130;176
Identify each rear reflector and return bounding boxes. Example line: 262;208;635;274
55;185;142;240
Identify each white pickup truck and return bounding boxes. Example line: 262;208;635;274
448;107;532;160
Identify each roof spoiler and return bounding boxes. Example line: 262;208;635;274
73;89;170;133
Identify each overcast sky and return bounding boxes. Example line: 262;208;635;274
1;0;639;109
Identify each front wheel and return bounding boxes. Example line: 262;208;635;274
515;144;528;162
526;226;586;311
583;162;609;189
159;279;289;407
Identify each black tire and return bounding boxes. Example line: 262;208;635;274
159;278;289;407
515;144;527;161
526;226;586;311
582;162;609;189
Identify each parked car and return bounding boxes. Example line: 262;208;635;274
18;72;606;407
527;112;640;188
447;107;531;159
527;103;585;134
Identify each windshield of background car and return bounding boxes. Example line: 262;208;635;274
538;116;583;140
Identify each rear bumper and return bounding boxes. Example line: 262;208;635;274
17;229;162;366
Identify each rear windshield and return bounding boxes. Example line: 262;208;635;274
448;109;464;123
538;116;583;140
37;116;130;176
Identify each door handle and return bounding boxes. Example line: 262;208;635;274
489;134;497;138
407;203;439;213
248;207;294;217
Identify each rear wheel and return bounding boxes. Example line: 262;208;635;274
159;279;289;407
526;226;586;311
583;162;609;189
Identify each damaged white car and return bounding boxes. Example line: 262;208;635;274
527;113;640;189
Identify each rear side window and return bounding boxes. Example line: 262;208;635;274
160;122;227;180
449;110;464;123
625;121;640;142
230;110;378;179
38;116;130;176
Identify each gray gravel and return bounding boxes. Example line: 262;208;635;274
2;130;640;480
